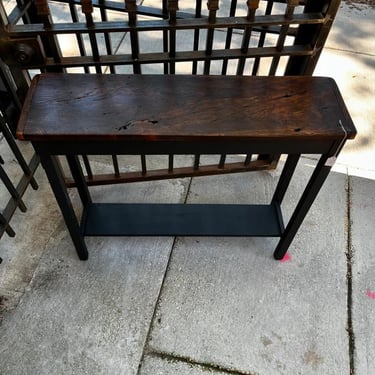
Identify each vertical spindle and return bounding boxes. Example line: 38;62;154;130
269;0;299;75
34;0;62;64
252;0;274;75
162;0;169;73
237;0;259;75
168;154;174;173
192;0;202;74
81;155;93;179
125;0;141;73
194;154;200;170
168;0;178;74
99;0;115;73
244;153;252;166
112;155;120;176
69;2;90;73
141;154;147;175
221;0;237;75
204;0;219;74
81;0;102;73
219;154;226;169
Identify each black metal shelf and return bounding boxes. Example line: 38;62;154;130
81;203;284;237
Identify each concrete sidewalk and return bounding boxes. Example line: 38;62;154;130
0;1;374;374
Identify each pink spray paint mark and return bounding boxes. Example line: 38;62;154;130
366;290;375;299
280;253;291;262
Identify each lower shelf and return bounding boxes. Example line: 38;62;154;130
81;203;284;237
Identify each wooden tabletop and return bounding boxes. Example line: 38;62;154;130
17;74;356;143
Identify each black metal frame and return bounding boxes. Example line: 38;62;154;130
32;130;346;261
0;111;39;263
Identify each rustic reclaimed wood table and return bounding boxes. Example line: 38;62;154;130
17;74;356;261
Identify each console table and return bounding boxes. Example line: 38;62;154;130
17;74;356;261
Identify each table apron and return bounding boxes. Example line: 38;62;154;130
33;138;342;157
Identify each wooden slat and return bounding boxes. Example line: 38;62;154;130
22;45;314;70
7;13;325;36
64;158;279;187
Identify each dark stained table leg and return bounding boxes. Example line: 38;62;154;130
272;154;301;206
39;153;89;260
273;153;337;260
66;155;92;207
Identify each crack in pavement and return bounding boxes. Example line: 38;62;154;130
346;175;355;375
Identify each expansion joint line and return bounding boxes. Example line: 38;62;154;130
346;175;355;375
136;237;179;375
136;176;193;375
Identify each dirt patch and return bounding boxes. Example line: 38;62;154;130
0;293;21;324
0;295;9;322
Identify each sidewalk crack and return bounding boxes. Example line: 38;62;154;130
145;350;260;375
136;177;193;375
346;175;355;375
